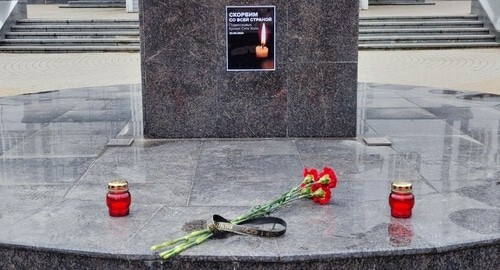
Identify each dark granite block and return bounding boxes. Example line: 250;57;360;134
141;0;218;65
287;63;357;137
142;60;218;138
216;71;287;138
140;0;359;138
286;0;359;63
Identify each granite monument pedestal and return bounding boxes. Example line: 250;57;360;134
140;0;359;138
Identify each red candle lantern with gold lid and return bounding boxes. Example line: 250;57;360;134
389;181;414;218
106;180;131;217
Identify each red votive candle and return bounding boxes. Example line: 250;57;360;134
389;181;414;218
107;180;131;217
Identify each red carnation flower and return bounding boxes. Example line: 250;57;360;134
318;167;337;188
311;183;332;205
303;168;319;180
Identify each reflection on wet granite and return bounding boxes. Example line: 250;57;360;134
456;183;500;207
0;82;499;268
449;208;500;235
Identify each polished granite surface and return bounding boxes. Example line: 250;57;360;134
140;0;358;138
0;83;498;268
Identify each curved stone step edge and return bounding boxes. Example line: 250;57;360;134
17;19;139;24
5;31;140;37
0;46;140;52
358;42;500;50
359;34;497;41
0;38;139;43
59;4;126;8
360;15;479;21
360;27;491;34
359;21;484;27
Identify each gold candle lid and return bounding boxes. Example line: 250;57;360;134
108;180;129;192
391;181;412;193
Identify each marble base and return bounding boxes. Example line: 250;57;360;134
1;83;500;269
140;0;359;138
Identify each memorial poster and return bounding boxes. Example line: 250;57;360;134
226;6;276;71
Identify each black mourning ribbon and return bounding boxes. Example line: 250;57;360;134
207;214;287;237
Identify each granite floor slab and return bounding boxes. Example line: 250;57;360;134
0;83;498;269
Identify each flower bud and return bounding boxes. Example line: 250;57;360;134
303;174;315;184
300;186;312;195
312;188;326;198
318;175;330;185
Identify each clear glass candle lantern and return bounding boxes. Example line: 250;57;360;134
107;180;131;217
389;181;414;218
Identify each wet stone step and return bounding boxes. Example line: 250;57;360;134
359;21;485;28
0;46;140;53
5;32;140;39
11;26;139;32
358;35;497;44
0;39;140;46
358;42;500;50
17;19;139;25
59;4;126;8
360;15;479;22
359;28;491;36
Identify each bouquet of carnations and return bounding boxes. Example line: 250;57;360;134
151;167;338;260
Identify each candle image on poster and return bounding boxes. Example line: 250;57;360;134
226;6;275;71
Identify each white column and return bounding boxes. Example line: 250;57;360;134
126;0;139;13
360;0;369;10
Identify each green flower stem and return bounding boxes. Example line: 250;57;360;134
152;183;316;260
159;231;214;260
230;186;303;224
151;229;211;251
